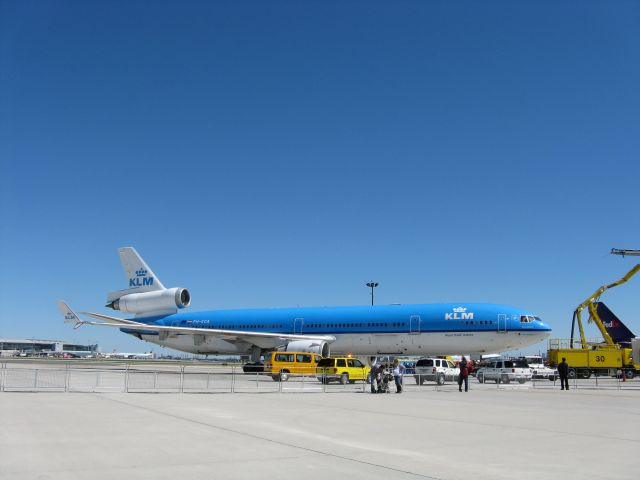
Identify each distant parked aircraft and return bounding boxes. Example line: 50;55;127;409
102;352;155;359
58;247;552;362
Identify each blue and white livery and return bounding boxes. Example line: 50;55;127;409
58;247;552;360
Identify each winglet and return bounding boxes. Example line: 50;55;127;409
57;300;84;329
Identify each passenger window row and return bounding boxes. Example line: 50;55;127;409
211;324;284;330
198;320;501;329
210;323;409;329
304;322;407;328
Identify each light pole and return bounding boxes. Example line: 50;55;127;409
366;282;379;306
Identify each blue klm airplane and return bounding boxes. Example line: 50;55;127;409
58;247;552;361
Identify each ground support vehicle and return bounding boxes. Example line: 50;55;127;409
316;357;371;384
547;343;623;378
476;359;532;384
548;340;640;379
263;352;323;381
413;357;458;385
547;263;640;378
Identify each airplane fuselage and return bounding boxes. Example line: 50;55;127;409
125;303;551;356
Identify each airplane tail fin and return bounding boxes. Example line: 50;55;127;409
107;247;165;303
596;302;635;345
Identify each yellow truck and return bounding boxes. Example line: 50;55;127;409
548;341;625;378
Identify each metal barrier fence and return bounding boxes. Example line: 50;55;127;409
482;373;636;390
0;363;370;394
1;363;638;393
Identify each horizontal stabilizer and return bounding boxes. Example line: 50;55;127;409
79;311;142;325
57;301;83;329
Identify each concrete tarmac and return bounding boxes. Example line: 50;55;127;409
1;387;637;480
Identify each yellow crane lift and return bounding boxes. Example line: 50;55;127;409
548;263;640;378
572;263;640;349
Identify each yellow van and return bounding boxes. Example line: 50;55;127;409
264;351;323;381
316;357;371;384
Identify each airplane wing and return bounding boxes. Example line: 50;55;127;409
58;301;336;348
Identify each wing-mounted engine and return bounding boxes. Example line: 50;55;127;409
284;339;330;357
106;288;191;317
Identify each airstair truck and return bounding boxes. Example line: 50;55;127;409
548;264;640;378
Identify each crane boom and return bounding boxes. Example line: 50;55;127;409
571;263;640;349
611;248;640;257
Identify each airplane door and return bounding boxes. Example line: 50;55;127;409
294;318;304;334
498;314;507;333
410;315;421;334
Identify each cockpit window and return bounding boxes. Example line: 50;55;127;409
520;315;538;323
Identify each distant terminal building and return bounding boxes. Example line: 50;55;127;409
0;338;98;357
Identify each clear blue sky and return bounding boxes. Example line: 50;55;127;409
1;1;639;355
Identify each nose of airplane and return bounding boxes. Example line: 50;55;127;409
537;319;552;338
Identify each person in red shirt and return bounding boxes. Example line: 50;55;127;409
458;356;470;392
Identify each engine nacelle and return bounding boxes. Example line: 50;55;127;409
107;288;191;315
285;340;330;357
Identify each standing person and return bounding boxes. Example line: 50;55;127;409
458;356;469;392
558;357;570;390
370;359;379;394
392;359;405;393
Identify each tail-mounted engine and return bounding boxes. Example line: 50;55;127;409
106;287;191;316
